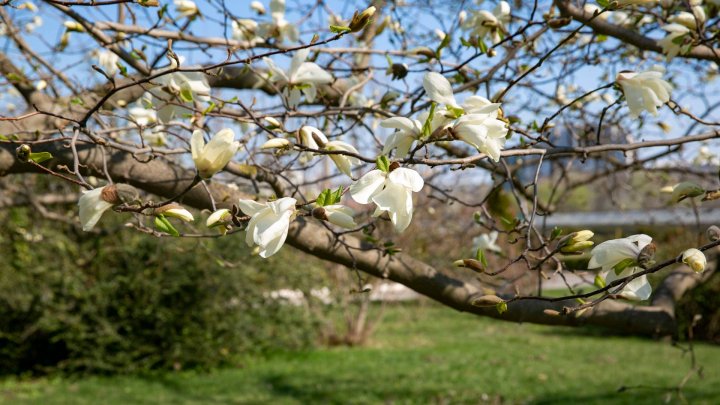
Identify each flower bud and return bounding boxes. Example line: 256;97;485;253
261;138;291;149
15;144;31;162
559;230;594;252
250;1;266;14
547;17;571;29
471;295;504;307
671;182;705;203
453;259;484;273
63;21;85;32
682;248;706;273
349;6;376;32
311;206;328;221
155;203;194;222
207;208;231;228
707;225;720;242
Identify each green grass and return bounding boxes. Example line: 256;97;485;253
1;302;719;404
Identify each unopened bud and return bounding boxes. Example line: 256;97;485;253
453;259;484;273
637;242;656;269
671;182;705;203
543;309;561;316
547;17;571;29
311;206;328;221
261;138;291;149
707;225;720;242
63;21;85;32
15;144;31;162
388;161;401;172
471;295;504;306
100;184;140;204
155;203;194;222
348;6;376;32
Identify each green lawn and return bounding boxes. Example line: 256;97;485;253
1;302;719;404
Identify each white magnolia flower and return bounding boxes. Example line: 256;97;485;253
261;138;291;149
258;0;299;43
616;68;672;118
298;125;328;162
149;70;211;122
464;1;510;44
588;234;653;301
128;104;157;126
96;50;119;76
449;99;508;162
423;72;459;109
325;141;360;178
669;11;703;30
191;128;240;178
264;49;333;108
682;248;706;273
232;19;261;45
473;231;502;253
174;0;198;18
657;23;692;60
141;125;167;147
350;167;424;232
24;15;42;33
380;117;423;158
78;186;115;231
238;197;297;258
35;80;47;91
64;21;85;32
250;1;266;14
583;4;609;20
314;204;357;228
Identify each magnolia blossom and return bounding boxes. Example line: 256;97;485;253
264;49;333;108
314;205;357;229
174;0;198;18
658;24;691;59
616;68;672;118
325;141;360;178
682;248;706;273
669;11;703;30
191;128;240;178
238;197;297;258
128;104;157;126
380;117;423;158
423;72;460;109
473;231;502;253
463;1;510;44
588;234;653;301
78;186;115;231
450;102;508;162
95;50;119;76
350;167;424;232
250;1;266;14
297;126;359;177
232;19;261;45
298;125;327;163
258;0;299;43
149;70;211;122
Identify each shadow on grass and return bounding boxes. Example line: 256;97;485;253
531;386;720;405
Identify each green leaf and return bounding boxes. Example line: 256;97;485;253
6;73;24;83
203;102;217;116
597;0;610;7
330;25;351;33
28;152;53;164
477;38;488;54
316;189;330;206
476;248;488;268
116;63;128;77
154;214;180;237
421;102;437;138
612;258;636;276
594;274;606;288
496;301;508;314
332;186;343;204
70;97;85;106
376;155;390;172
179;86;194;103
550;227;563;241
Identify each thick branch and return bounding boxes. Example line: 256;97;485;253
555;0;720;62
0;142;680;335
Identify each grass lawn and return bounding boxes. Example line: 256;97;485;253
1;301;719;404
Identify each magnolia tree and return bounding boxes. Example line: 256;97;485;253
0;0;719;336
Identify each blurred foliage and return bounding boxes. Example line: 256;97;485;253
0;206;329;375
677;270;720;344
